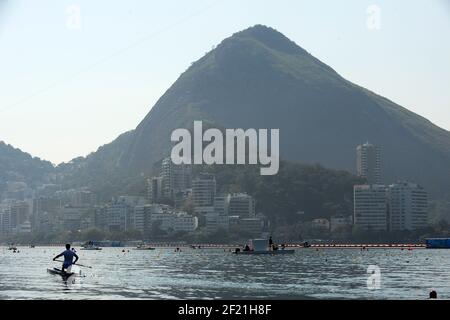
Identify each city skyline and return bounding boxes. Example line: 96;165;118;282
0;0;449;164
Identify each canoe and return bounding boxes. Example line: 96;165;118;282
234;249;295;255
80;247;102;250
47;268;75;279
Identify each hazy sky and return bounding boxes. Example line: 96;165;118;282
0;0;449;164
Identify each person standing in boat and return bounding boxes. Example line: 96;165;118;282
53;244;79;272
269;236;274;250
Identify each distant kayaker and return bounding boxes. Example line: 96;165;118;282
53;244;79;272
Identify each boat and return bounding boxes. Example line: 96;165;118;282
47;268;76;280
81;241;102;250
234;239;295;255
134;244;155;250
81;245;102;250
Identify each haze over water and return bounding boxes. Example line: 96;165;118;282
0;247;449;299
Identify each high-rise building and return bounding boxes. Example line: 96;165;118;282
147;177;163;203
161;157;192;200
9;201;31;234
205;211;230;234
94;206;108;231
228;193;256;218
204;195;232;233
388;182;428;231
353;185;387;231
214;195;230;216
239;218;264;236
147;205;173;232
133;204;173;235
71;190;96;207
107;200;134;232
60;206;89;231
133;205;146;234
32;197;61;232
192;173;216;208
356;142;382;184
0;210;10;235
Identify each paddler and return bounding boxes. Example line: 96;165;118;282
53;244;79;273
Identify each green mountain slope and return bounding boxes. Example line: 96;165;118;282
59;25;450;198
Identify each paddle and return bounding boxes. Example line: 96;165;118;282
54;259;92;269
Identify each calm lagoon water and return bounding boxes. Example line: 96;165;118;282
0;246;448;300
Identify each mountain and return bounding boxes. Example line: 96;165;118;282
60;25;450;199
0;141;54;194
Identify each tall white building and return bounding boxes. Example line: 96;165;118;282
161;157;192;200
0;200;33;235
133;204;170;234
133;205;146;234
32;197;61;232
192;173;216;208
71;190;96;207
205;211;230;233
353;185;387;231
0;210;10;235
388;182;428;231
140;204;197;233
107;201;134;232
60;206;88;231
203;195;232;233
356;142;382;184
214;195;230;216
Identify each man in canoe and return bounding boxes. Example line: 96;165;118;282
53;244;79;272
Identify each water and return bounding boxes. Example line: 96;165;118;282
0;246;448;300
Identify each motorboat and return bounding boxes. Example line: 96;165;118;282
134;244;155;250
234;239;295;255
81;241;102;250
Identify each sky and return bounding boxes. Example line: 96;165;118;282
0;0;449;164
